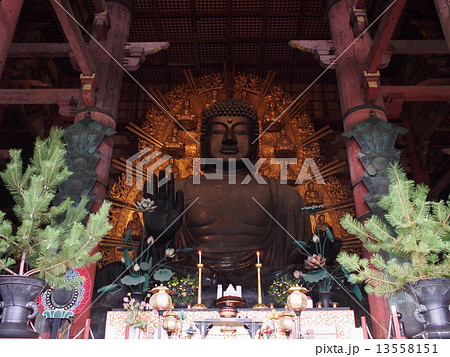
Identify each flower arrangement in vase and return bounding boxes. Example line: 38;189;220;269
122;292;153;331
268;275;297;305
292;217;362;307
97;227;194;295
166;275;198;306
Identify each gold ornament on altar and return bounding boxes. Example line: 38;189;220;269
176;100;197;131
219;300;238;318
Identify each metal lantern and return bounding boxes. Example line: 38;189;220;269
286;285;308;312
149;284;172;310
279;309;295;338
286;285;309;339
150;284;173;339
162;311;178;338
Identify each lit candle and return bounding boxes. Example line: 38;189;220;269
198;250;202;264
256;251;260;264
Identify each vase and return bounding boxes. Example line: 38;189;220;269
129;326;143;339
175;302;188;309
0;275;47;338
275;302;287;308
405;278;450;339
316;291;333;308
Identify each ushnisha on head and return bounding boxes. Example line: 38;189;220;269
200;99;259;142
200;99;260;164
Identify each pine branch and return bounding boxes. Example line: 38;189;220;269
339;164;450;296
19;251;27;275
341;214;379;243
25;236;92;277
0;267;17;275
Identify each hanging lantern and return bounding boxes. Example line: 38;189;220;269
149;284;173;311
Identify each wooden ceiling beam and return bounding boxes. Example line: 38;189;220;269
8;43;73;57
0;89;80;105
16;40;443;62
386;40;449;55
364;0;407;73
8;41;169;72
381;86;450;101
50;0;96;76
290;39;449;58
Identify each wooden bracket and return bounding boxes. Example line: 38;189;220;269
122;42;170;71
80;73;98;107
289;40;336;68
94;11;110;41
58;99;78;120
362;70;380;104
350;7;368;37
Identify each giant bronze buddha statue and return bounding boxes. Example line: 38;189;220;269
143;99;311;296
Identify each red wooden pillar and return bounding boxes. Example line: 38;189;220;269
0;0;24;80
327;0;390;338
69;0;132;338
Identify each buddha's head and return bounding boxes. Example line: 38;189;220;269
201;99;259;166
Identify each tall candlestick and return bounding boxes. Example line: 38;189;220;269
192;263;207;309
256;251;260;264
253;262;268;309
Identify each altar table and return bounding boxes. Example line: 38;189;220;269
105;308;356;339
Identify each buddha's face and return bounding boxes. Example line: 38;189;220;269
203;116;255;163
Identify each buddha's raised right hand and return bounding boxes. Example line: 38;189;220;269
143;170;184;244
